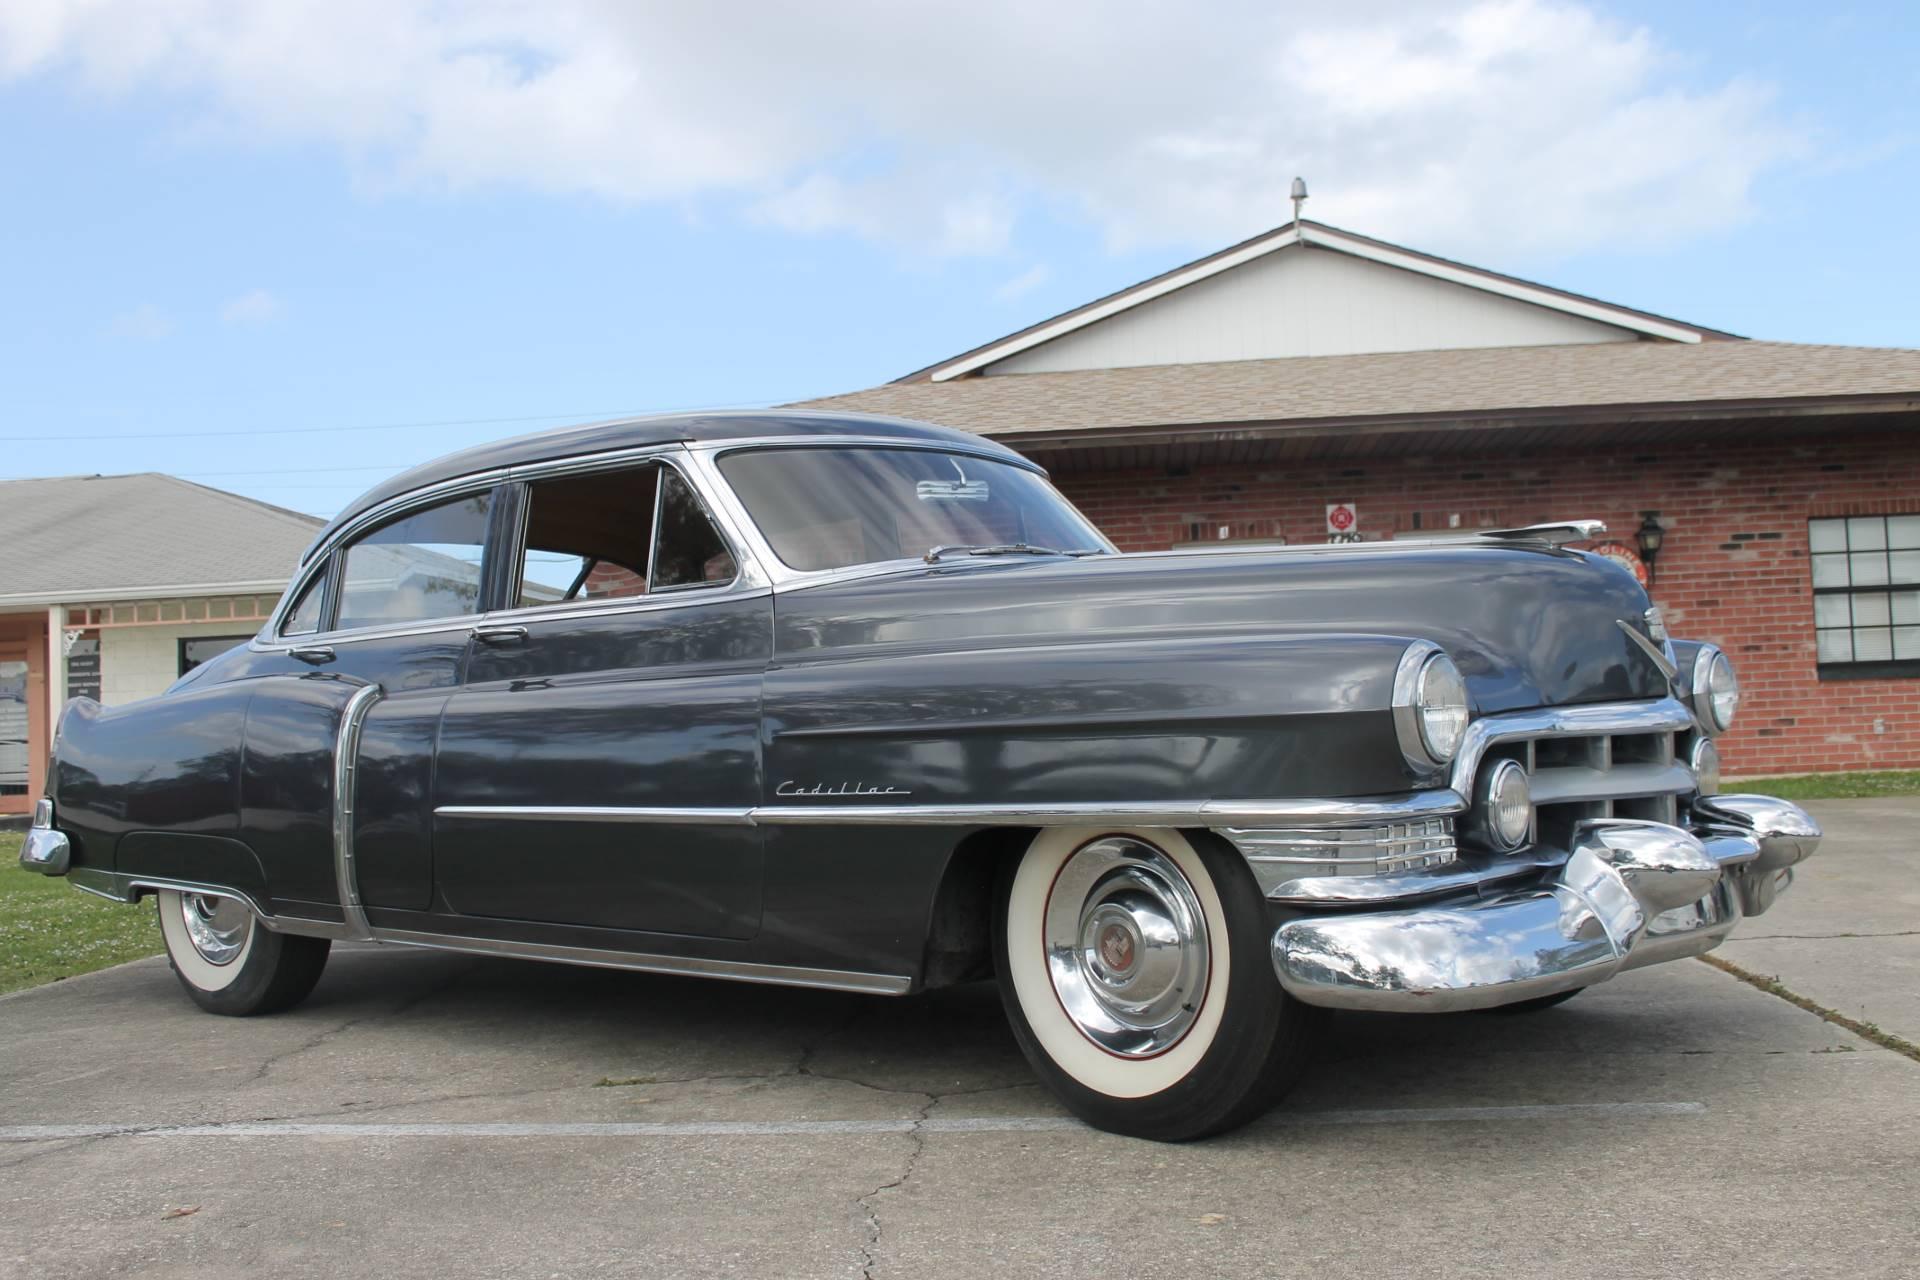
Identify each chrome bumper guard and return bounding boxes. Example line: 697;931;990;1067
17;798;71;876
1270;794;1820;1012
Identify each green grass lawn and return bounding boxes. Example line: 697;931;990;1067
0;833;164;995
1728;770;1920;801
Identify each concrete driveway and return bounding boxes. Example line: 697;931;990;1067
3;801;1916;1279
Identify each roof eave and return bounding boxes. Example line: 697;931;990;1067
993;389;1920;454
0;579;292;610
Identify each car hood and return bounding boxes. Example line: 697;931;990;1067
772;543;1671;714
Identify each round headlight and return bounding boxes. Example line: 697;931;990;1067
1479;758;1532;851
1690;738;1721;796
1693;647;1740;734
1417;653;1469;762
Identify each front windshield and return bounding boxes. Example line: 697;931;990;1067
718;446;1107;573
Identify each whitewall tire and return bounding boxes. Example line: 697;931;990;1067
993;828;1323;1141
155;889;332;1016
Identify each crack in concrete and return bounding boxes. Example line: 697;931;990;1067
247;961;479;1085
1697;954;1920;1064
854;1093;934;1280
845;1082;1034;1279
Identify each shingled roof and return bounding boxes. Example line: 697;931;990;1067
0;473;322;606
793;341;1920;453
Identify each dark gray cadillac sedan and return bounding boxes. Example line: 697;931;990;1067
19;410;1820;1140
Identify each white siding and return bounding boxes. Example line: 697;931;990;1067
98;621;257;706
985;245;1636;375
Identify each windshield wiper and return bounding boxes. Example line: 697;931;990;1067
923;543;1096;564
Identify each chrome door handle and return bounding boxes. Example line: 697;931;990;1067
290;646;336;666
474;626;529;647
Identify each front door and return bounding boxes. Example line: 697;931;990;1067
430;459;770;940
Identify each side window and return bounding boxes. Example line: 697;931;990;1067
516;465;658;608
652;468;737;590
512;463;737;608
337;491;493;631
280;571;327;637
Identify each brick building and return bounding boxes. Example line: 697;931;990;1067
800;219;1920;776
0;473;320;816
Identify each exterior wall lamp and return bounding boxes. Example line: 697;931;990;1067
1637;512;1666;582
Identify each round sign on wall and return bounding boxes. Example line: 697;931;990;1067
1590;540;1650;588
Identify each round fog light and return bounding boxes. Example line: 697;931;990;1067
1690;738;1722;796
1480;758;1532;851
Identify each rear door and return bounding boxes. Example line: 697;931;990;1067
430;456;771;939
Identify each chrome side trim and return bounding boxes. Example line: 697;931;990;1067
760;791;1465;827
431;790;1467;829
1447;697;1693;797
65;868;356;940
470;587;774;631
371;929;912;995
332;683;384;942
60;867;901;990
436;805;756;826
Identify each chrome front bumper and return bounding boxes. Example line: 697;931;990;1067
1270;794;1821;1012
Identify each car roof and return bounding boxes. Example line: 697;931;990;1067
307;410;1023;561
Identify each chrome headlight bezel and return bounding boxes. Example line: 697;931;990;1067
1691;645;1739;736
1393;642;1470;771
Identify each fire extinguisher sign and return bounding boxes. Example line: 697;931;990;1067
1325;502;1359;542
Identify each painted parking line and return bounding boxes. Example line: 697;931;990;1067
0;1101;1704;1142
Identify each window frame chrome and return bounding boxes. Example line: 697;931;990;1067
257;444;776;651
682;437;1118;591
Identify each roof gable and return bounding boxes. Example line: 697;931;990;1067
909;220;1738;383
0;473;323;605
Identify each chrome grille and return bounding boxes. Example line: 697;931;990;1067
1223;819;1457;897
1458;701;1699;850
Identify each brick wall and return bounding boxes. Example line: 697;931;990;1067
1051;428;1920;776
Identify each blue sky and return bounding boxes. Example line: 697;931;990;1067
1;1;1915;521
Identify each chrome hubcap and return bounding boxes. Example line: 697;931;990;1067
180;894;250;966
1043;837;1210;1057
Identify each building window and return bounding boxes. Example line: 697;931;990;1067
1810;515;1920;678
179;636;253;677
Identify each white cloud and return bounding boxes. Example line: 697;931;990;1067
106;302;174;340
220;288;281;326
995;264;1051;302
1;0;1806;259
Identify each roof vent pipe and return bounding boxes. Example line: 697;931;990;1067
1290;176;1308;244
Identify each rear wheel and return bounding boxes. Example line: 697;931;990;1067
155;889;331;1016
992;828;1322;1141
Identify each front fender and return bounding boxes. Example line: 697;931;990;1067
763;632;1430;806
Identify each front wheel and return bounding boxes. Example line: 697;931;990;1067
992;828;1323;1141
155;889;331;1016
